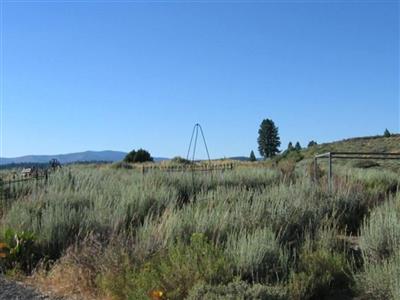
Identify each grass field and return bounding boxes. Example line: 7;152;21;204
0;135;399;300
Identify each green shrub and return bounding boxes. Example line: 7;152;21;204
356;194;400;300
171;156;192;165
342;168;400;194
123;233;233;299
96;240;136;300
187;279;287;300
226;227;288;283
359;195;400;262
352;160;380;169
288;239;353;300
356;249;400;300
0;228;40;273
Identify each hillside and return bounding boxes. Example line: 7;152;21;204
303;134;400;158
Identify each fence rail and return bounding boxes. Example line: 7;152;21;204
0;173;50;202
139;163;235;174
314;152;400;191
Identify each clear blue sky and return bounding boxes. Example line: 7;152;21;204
1;1;399;158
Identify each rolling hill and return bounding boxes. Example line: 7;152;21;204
303;134;400;158
0;150;127;165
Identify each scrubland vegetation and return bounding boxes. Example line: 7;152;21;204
0;136;399;300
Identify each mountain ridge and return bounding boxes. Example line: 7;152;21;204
0;150;127;165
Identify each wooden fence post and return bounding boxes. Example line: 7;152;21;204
328;152;332;192
0;178;3;201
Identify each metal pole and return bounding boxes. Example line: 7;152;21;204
328;152;332;192
192;125;199;162
186;124;197;160
314;151;400;192
198;124;211;163
314;158;318;183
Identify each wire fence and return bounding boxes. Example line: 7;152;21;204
139;163;235;174
0;171;50;202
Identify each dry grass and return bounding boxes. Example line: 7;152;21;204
28;236;105;300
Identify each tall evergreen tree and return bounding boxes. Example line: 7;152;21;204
287;142;294;152
295;142;302;151
307;140;317;147
384;128;391;137
257;119;281;159
249;150;257;162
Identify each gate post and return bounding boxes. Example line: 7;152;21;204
328;152;332;192
313;157;318;183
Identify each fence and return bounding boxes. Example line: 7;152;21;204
0;171;50;202
314;152;400;191
139;163;235;174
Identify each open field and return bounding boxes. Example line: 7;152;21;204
0;136;399;300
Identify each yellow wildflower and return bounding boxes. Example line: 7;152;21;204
149;289;164;299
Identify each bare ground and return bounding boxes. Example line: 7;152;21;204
0;276;60;300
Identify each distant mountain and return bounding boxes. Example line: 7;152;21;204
0;151;127;165
0;151;172;165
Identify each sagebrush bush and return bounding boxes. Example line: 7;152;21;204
356;249;400;300
359;194;400;262
120;233;233;300
339;167;400;195
226;227;288;283
288;235;353;300
187;279;287;300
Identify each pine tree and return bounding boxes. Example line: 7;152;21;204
295;142;302;151
307;140;317;147
249;150;257;162
384;129;391;137
257;119;281;159
287;142;294;152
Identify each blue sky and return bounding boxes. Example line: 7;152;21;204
1;1;399;158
